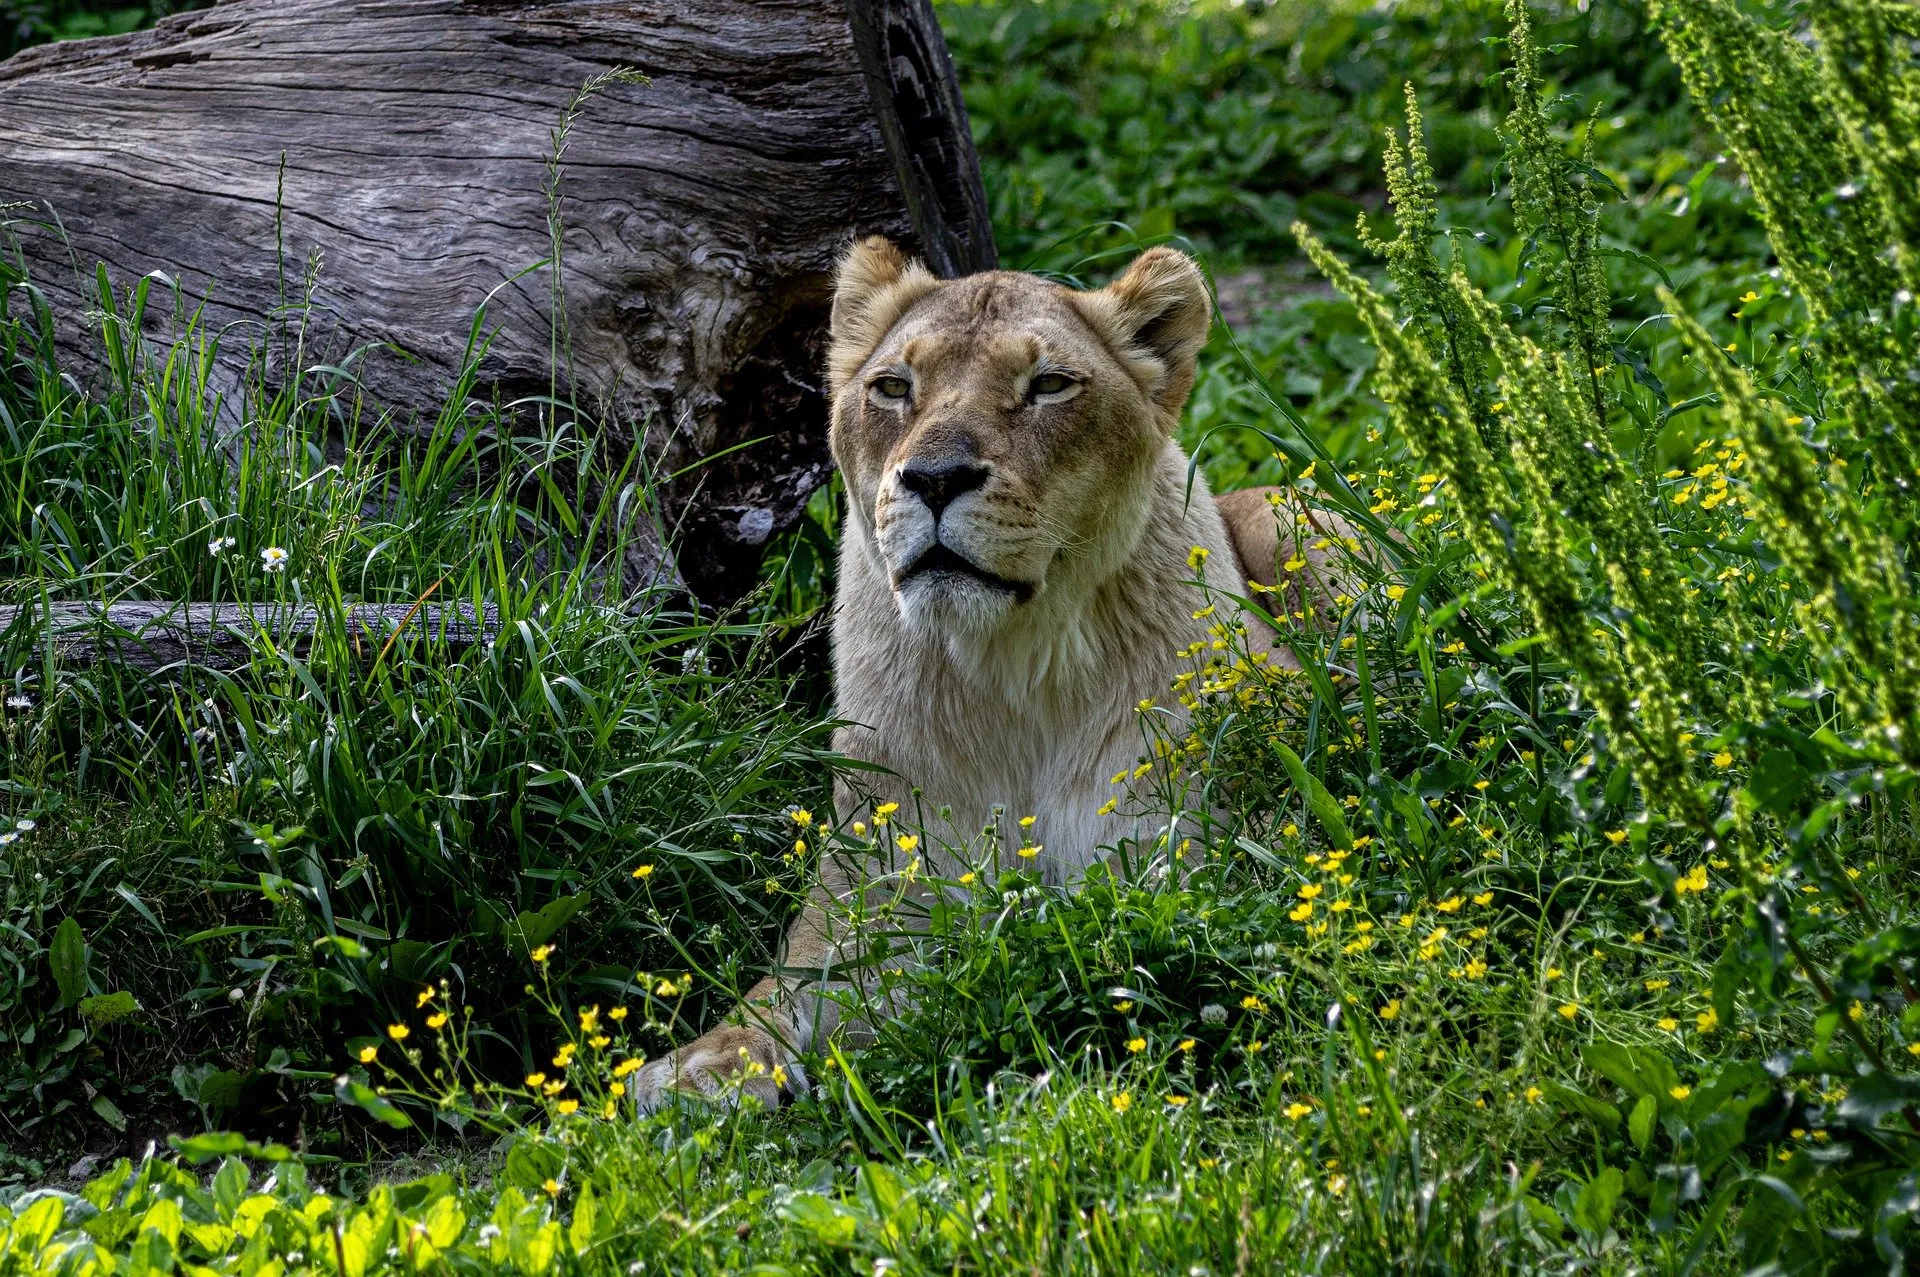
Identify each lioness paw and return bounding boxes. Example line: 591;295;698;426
629;1024;802;1114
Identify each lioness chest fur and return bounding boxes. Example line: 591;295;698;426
633;239;1338;1110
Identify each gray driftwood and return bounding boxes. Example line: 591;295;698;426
0;601;499;675
0;0;995;603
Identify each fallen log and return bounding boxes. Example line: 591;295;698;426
0;0;996;603
0;601;498;675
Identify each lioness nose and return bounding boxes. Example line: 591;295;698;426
897;460;989;517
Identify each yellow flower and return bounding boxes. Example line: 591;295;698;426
579;1006;600;1032
555;1099;579;1115
896;834;919;854
1385;584;1406;601
589;1035;612;1050
1097;798;1118;816
613;1058;643;1078
1435;896;1463;913
1558;1003;1579;1021
531;945;554;964
1471;891;1493;907
387;1023;410;1041
1284;1102;1313;1121
526;1072;546;1088
791;809;814;829
1111;1091;1133;1114
426;1012;449;1030
609;1006;628;1022
1379;999;1401;1021
1288;902;1314;922
1241;995;1268;1013
1126;1037;1146;1054
1297;883;1323;900
1524;1086;1543;1104
1281;823;1300;838
873;802;898;826
542;1179;561;1197
1114;999;1134;1012
655;979;680;997
1178;1038;1196;1052
1019;814;1037;829
958;871;977;885
1697;1008;1720;1033
1544;967;1562;981
1658;1017;1680;1033
1669;1085;1691;1101
1165;1094;1189;1108
1017;845;1040;860
609;1082;625;1098
358;1045;378;1064
1674;864;1709;896
1712;750;1734;768
415;987;435;1009
1848;1000;1865;1022
631;864;654;880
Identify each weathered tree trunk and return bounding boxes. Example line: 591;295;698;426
0;601;496;674
0;0;995;603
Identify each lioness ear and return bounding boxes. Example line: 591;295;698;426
1075;247;1213;423
829;236;938;393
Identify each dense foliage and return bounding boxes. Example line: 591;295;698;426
1;0;1917;1271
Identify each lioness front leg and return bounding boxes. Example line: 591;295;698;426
630;895;845;1113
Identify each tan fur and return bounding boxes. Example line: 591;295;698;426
633;240;1339;1111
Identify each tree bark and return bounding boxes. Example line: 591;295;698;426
0;0;995;603
0;601;496;674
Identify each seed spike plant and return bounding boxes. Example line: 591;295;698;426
1653;0;1920;508
1665;293;1920;767
1357;83;1496;448
1448;270;1706;709
1499;0;1613;424
1296;222;1700;823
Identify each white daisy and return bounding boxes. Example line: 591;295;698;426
260;546;289;573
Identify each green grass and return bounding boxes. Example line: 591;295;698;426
2;0;1918;1272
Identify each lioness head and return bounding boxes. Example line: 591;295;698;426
827;237;1213;637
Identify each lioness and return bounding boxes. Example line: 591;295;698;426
632;238;1342;1110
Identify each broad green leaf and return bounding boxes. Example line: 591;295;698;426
566;1185;595;1257
1572;1166;1623;1237
334;1076;413;1129
423;1192;466;1257
1629;1094;1658;1154
50;917;88;1007
504;895;584;955
778;1192;859;1247
1542;1081;1620;1131
90;1095;127;1131
1836;1070;1920;1124
1271;740;1352;849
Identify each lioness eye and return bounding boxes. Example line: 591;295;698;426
873;375;911;399
1030;372;1074;398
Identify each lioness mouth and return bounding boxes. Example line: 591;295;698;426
897;543;1035;603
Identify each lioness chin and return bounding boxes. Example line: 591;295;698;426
632;238;1348;1112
